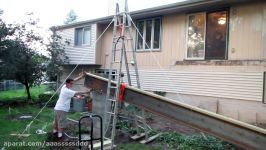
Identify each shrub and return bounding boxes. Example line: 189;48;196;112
157;132;184;149
38;92;58;106
178;135;235;150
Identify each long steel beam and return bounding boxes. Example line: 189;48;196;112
84;73;266;150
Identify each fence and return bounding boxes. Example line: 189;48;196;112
0;80;24;91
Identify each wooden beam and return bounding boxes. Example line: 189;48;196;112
84;73;266;150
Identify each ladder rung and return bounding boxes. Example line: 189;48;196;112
113;40;122;43
108;98;116;102
114;49;133;52
106;111;115;115
114;25;131;28
113;36;120;39
135;115;144;120
110;86;118;89
137;125;145;129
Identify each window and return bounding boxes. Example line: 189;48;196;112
136;18;161;51
187;10;228;59
95;69;117;80
75;27;91;46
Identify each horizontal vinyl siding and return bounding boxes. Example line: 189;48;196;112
58;24;97;64
124;70;263;101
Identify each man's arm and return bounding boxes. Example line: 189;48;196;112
74;71;86;82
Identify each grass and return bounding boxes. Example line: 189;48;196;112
0;86;237;150
0;85;48;102
0;104;236;150
0;105;53;150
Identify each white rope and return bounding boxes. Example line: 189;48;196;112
19;17;115;138
36;123;47;135
129;15;182;99
9;107;50;124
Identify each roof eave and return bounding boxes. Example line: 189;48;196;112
53;0;259;30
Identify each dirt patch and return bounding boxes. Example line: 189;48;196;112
46;111;246;150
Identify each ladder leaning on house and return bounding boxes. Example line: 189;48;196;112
103;0;151;149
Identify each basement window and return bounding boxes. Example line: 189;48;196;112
75;26;91;46
136;17;161;51
95;69;117;80
186;10;228;60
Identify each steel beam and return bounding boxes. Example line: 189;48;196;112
84;73;266;150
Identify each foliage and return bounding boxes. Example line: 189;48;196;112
64;9;77;24
179;135;235;150
157;132;235;150
116;120;142;135
45;27;68;82
0;14;46;100
38;92;58;106
158;131;184;149
116;117;234;150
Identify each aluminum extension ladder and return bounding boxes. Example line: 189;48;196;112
103;1;150;149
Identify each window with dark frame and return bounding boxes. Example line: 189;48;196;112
95;69;117;80
74;26;91;46
136;18;161;51
187;10;228;60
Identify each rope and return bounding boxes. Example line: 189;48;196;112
8;107;51;135
36;123;47;135
8;107;52;124
19;17;115;138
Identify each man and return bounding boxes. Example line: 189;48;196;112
52;72;90;138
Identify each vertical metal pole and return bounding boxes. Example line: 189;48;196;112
90;117;94;150
122;13;131;86
99;115;103;150
79;119;82;150
125;6;140;88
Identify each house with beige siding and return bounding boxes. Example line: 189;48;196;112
54;0;266;124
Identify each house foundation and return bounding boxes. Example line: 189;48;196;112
166;93;266;125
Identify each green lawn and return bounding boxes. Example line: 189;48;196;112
0;85;48;102
0;105;53;150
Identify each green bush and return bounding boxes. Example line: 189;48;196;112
157;132;235;150
158;132;184;149
38;92;58;106
178;135;235;150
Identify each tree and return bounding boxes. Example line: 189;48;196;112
0;16;46;100
64;9;77;24
45;27;69;82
